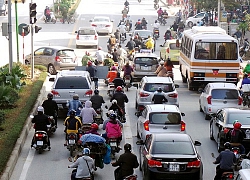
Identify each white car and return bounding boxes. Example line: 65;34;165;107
186;12;217;27
75;27;98;49
199;82;243;120
90;16;113;34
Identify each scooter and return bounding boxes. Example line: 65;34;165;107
66;132;79;157
43;12;57;24
108;137;121;159
124;75;131;91
94;108;103;125
153;28;159;40
107;83;115;98
33;130;50;154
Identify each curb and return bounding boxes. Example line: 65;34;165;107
0;77;48;180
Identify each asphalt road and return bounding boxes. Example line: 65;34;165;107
8;0;221;180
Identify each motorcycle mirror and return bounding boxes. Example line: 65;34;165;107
159;45;163;47
175;84;179;88
68;157;73;162
30;115;34;119
89;20;93;22
211;153;215;158
105;105;108;109
75;31;78;33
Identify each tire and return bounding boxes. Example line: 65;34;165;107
137;125;140;139
48;64;56;75
126;86;129;91
199;101;203;112
188;21;193;28
135;101;138;109
52;19;57;24
139;146;142;171
210;123;214;140
38;148;43;154
69;146;74;156
205;114;211;120
187;78;193;91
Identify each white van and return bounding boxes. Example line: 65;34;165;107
236;169;250;180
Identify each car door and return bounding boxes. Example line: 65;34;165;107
194;12;205;24
212;109;224;142
138;108;147;135
43;48;55;66
141;135;152;168
200;84;209;112
34;48;45;65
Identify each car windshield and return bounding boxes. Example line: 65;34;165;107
134;31;152;38
144;83;174;92
228;112;250;125
211;89;238;99
55;77;89;89
78;29;95;35
149;112;181;124
134;57;158;65
170;43;181;50
56;50;75;57
94;18;109;22
152;141;195;155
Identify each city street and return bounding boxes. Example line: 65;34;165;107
6;0;220;179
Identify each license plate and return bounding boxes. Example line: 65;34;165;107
64;58;72;63
141;66;151;70
96;114;101;118
125;80;130;83
169;164;179;171
69;140;75;145
110;142;117;146
37;141;43;146
85;37;89;40
246;134;250;139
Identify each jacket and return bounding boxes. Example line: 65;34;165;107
32;114;50;132
67;99;83;116
106;120;122;138
122;65;133;76
107;71;118;83
126;40;135;50
226;129;245;143
214;149;236;170
80;101;97;123
90;95;105;110
152;91;168;104
113;78;125;88
86;65;97;78
64;116;82;134
112;152;139;178
145;38;154;49
111;91;128;108
42;99;58;116
69;156;95;178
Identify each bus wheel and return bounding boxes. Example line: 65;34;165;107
182;75;187;83
187;79;193;91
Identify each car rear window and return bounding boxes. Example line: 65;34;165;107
211;89;238;99
149;112;181;124
134;31;152;38
55;77;90;89
134;57;158;65
152;141;195;155
79;29;95;35
144;83;174;92
228;112;250;125
169;43;181;50
94;18;109;22
56;50;76;57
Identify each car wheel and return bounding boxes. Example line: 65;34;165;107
135;101;138;109
187;78;193;91
210;122;214;140
199;101;203;112
182;74;187;83
143;167;151;180
217;135;223;152
188;21;193;28
205;114;211;120
48;64;56;75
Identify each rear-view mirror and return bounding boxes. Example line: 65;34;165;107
181;112;185;116
136;140;144;145
159;45;163;47
49;77;55;82
75;31;77;33
194;140;201;146
175;84;179;88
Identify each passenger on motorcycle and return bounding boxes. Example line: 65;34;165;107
117;45;127;66
243;60;250;74
152;87;168;104
141;17;147;29
170;21;178;31
68;148;95;180
82;51;93;66
226;121;246;154
90;89;105;111
114;29;121;44
105;113;122;141
157;7;163;19
107;66;118;83
103;110;123;130
162;10;168;16
118;22;127;39
107;34;117;52
133;35;142;48
155;60;165;75
42;93;58;127
126;38;136;51
95;46;105;64
122;62;134;83
85;123;100;135
112;143;139;180
135;19;142;30
67;94;83;116
113;72;125;88
80;100;98;124
64;110;82;146
165;57;174;71
31;106;51;149
145;35;154;52
44;6;51;22
213;142;236;180
110;86;128;121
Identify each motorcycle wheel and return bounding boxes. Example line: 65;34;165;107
126;85;129;91
38;148;43;154
52;18;57;24
69;146;74;156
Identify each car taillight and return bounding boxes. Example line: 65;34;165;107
51;90;60;97
168;93;178;98
91;24;97;27
139;92;150;97
55;56;60;62
35;133;44;138
207;96;212;104
166;48;170;53
94;35;98;40
105;25;110;27
181;121;185;131
187;159;201;168
138;105;145;111
238;96;243;105
144;120;149;131
148;159;162;167
85;90;93;96
76;34;79;40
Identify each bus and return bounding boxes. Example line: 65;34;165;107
179;26;240;90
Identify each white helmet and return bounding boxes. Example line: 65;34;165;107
108;110;114;115
112;99;117;104
37;106;44;113
160;60;164;65
121;22;124;25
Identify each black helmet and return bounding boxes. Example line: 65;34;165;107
224;142;231;149
47;93;53;99
157;87;162;92
109;113;117;120
69;110;76;116
124;143;132;151
94;89;99;95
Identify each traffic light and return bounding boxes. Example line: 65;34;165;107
29;3;37;24
35;25;42;33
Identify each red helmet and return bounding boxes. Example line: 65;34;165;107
234;122;242;129
134;35;138;39
87;61;92;66
91;123;99;130
116;86;122;92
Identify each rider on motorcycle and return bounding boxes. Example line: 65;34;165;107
31;106;51;149
85;123;100;135
63;110;82;146
68;148;95;180
122;62;134;83
107;66;118;83
103;110;123;131
141;17;147;29
213;142;236;180
118;22;127;39
125;38;136;53
67;94;83;116
105;113;122;141
157;7;163;19
152;87;168;104
107;34;117;53
241;73;250;88
90;89;105;111
124;0;129;7
42;93;58;127
112;143;139;180
164;29;172;41
243;60;250;74
135;19;142;30
79;100;97;124
155;60;165;75
113;72;126;88
122;7;129;19
170;21;178;32
226;121;246;154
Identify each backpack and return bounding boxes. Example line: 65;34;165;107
110;38;116;45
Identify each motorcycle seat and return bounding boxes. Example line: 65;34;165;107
221;171;233;177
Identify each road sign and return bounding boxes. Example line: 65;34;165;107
18;23;29;36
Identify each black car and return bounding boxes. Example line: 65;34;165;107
136;133;203;180
210;107;250;152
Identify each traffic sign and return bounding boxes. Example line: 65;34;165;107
18;23;29;36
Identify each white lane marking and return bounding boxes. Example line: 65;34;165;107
19;149;35;180
124;104;133;147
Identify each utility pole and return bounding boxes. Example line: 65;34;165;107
217;0;221;26
8;0;13;73
15;0;19;62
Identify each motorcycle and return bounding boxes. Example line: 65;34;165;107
124;75;131;91
33;131;50;154
108;137;121;159
47;116;56;136
153;28;159;40
107;83;115;98
161;15;168;26
231;146;244;170
94;108;103;125
121;33;126;44
43;12;57;24
239;44;249;59
154;3;159;10
66;132;79;156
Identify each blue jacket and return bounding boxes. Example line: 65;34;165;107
214;149;236;170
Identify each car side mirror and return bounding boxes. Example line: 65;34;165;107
136;140;144;145
181;112;185;116
75;31;78;33
49;77;55;82
89;20;93;22
160;45;163;47
175;84;179;88
194;141;201;146
135;111;142;117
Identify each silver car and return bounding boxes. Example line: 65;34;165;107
25;46;78;75
137;104;186;141
135;76;179;112
49;70;94;109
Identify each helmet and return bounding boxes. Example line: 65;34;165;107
69;109;76;116
47;93;53;99
37;106;44;112
73;94;79;100
98;46;102;50
112;99;117;104
124;143;132;151
160;60;164;65
134;35;138;39
94;89;99;95
111;66;117;71
233;120;239;126
138;19;141;21
110;113;117;120
157;87;163;92
87;61;92;66
234;122;242;129
116;86;122;92
82;148;90;155
91;123;99;130
224;142;231;149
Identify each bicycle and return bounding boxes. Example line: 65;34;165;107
60;14;76;24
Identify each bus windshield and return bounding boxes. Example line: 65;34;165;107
194;42;237;60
